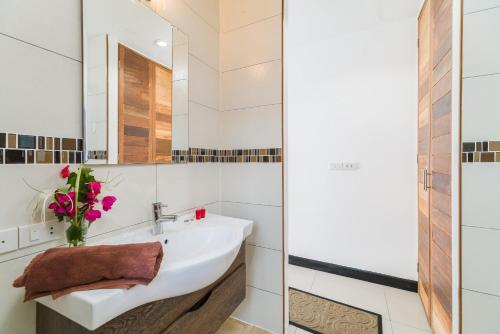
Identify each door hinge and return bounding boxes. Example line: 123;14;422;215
417;262;419;273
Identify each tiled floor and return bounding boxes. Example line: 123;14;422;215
217;318;273;334
287;265;432;334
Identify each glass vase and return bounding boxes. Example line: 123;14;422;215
65;219;89;247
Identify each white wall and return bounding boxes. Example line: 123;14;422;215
286;0;419;280
0;0;220;333
219;0;283;332
461;1;500;332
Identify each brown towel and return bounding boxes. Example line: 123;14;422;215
13;242;163;301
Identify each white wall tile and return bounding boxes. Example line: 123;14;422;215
462;289;500;333
220;164;282;206
462;226;500;296
462;164;500;230
246;244;282;295
220;202;282;250
219;104;282;149
233;286;283;333
0;165;64;230
463;7;500;77
0;254;37;334
221;16;282;72
87;93;107;150
189;55;219;110
87;66;107;96
464;0;500;14
149;0;219;70
87;34;107;68
173;79;189;116
87;165;157;236
173;114;189;150
205;201;221;214
173;33;188;81
220;0;282;32
0;164;156;236
189;102;220;148
0;35;82;138
0;0;82;61
183;0;219;31
156;163;219;214
221;60;282;111
462;74;500;140
87;93;107;122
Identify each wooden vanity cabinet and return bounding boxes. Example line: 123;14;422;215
36;244;246;334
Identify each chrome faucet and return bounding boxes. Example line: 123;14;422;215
152;202;178;235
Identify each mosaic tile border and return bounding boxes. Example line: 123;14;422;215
173;148;282;163
0;132;83;165
87;150;108;160
0;132;282;165
462;141;500;163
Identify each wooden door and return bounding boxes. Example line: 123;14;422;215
153;64;173;163
429;0;453;332
118;44;172;164
118;44;154;164
417;0;432;321
417;1;453;333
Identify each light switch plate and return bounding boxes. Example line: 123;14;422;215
329;162;360;171
18;221;64;248
0;227;19;254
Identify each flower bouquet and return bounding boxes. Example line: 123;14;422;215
48;165;117;247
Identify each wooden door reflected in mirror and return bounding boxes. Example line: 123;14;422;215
118;44;172;164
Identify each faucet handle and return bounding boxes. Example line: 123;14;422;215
153;202;168;210
153;202;168;218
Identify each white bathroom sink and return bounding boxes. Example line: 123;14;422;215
36;213;253;330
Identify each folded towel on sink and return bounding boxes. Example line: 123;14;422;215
13;242;163;301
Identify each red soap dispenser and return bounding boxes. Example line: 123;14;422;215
195;208;206;220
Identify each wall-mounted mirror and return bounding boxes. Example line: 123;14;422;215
83;0;188;165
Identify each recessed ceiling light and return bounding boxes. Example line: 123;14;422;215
155;40;168;47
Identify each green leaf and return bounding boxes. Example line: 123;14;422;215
80;167;95;184
67;172;77;188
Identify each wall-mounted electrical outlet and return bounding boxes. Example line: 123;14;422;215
18;221;64;248
329;162;360;171
0;227;19;254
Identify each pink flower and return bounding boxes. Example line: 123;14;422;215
101;196;117;212
84;209;102;222
65;205;75;218
60;165;70;179
48;202;66;215
83;193;98;206
50;192;76;218
87;182;101;195
56;192;75;205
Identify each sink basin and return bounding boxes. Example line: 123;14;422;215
36;213;253;330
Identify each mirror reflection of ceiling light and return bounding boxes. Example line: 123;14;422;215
155;40;168;47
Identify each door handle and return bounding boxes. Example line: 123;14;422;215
424;169;432;191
